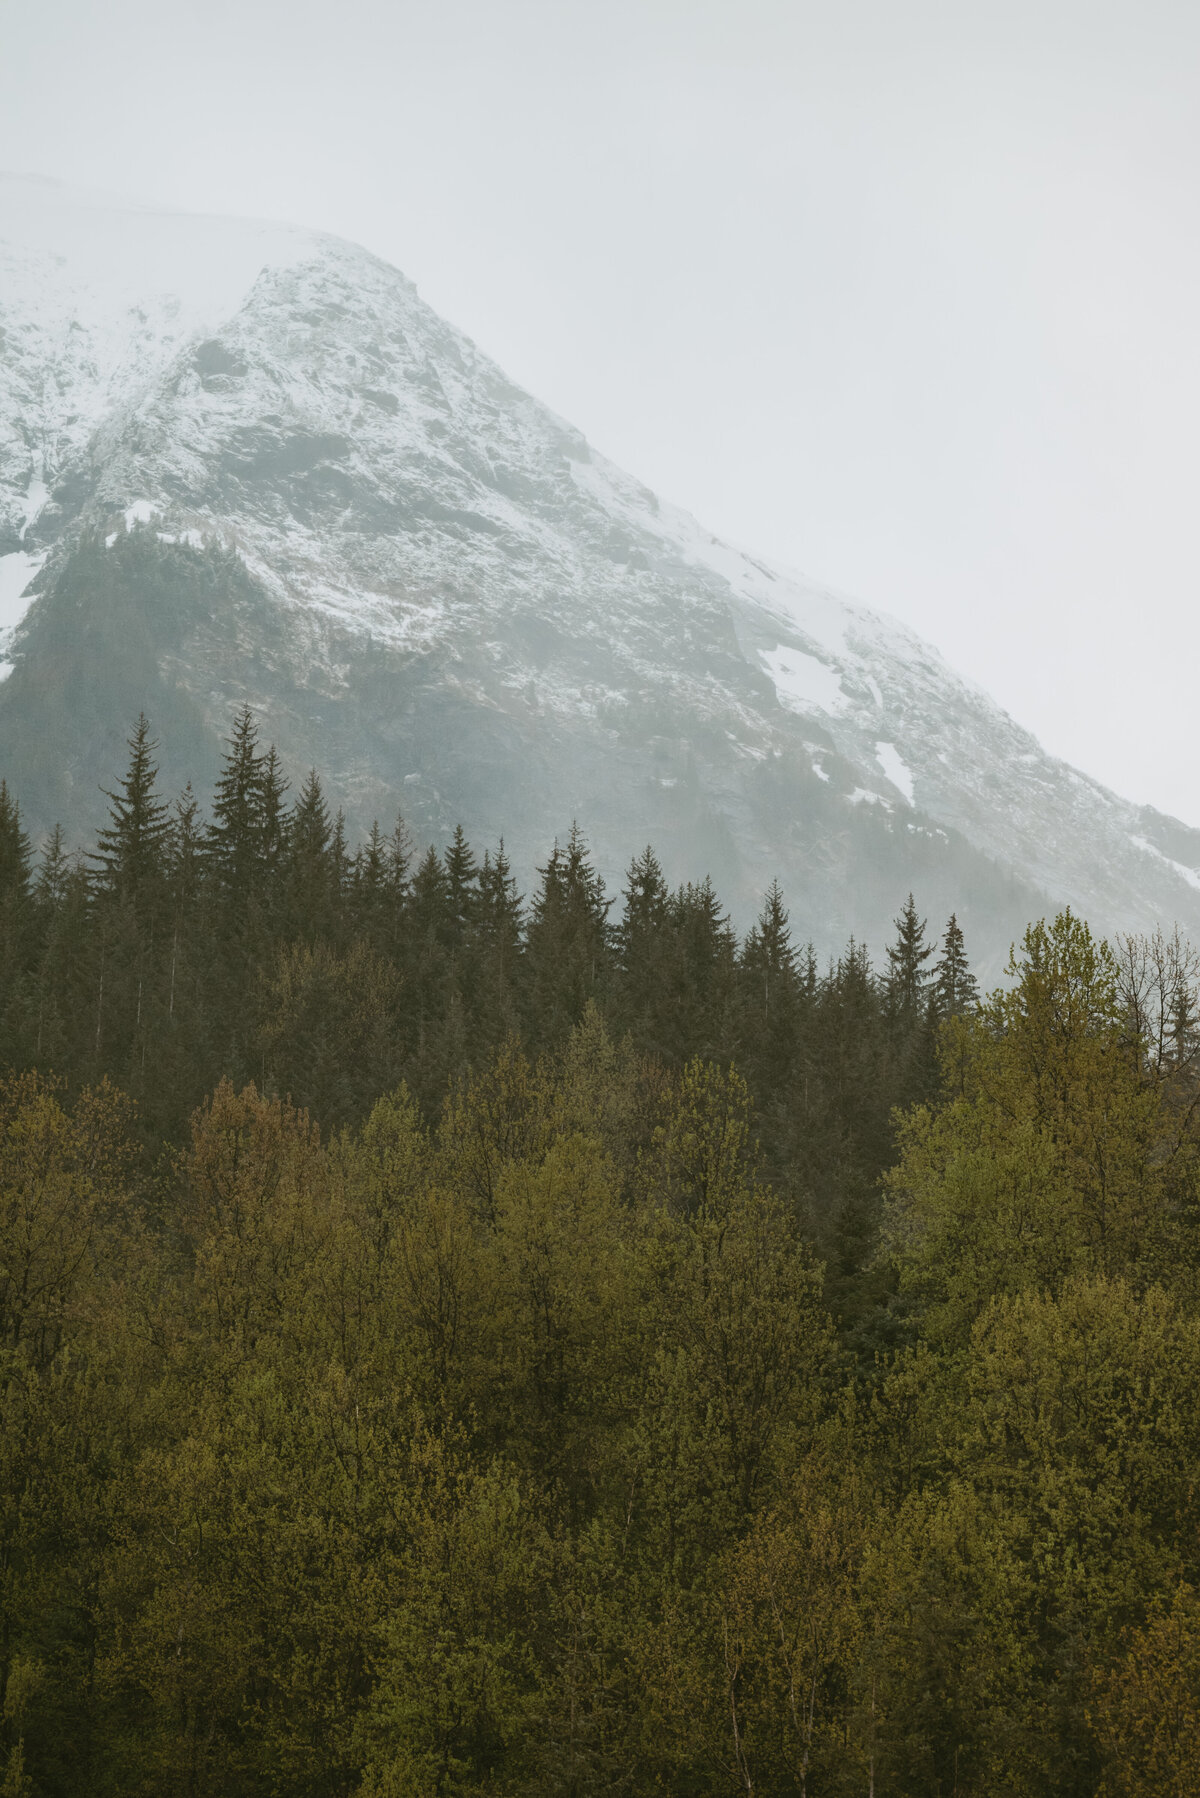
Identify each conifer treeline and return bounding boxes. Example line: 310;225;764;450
0;711;975;1290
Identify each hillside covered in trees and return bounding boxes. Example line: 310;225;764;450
2;715;1200;1795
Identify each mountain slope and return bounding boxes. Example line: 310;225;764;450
1;172;1196;964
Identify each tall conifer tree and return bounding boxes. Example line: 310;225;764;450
524;824;612;1044
886;893;934;1020
0;780;31;909
206;706;268;906
91;714;171;914
931;913;979;1019
444;825;479;947
286;770;333;938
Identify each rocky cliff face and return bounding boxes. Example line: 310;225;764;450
2;172;1197;965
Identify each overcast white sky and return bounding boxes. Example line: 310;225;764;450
3;0;1200;819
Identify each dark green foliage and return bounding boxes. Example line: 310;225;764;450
887;890;934;1020
523;824;613;1048
285;767;334;939
0;713;961;1202
0;778;31;908
90;713;171;915
932;908;981;1018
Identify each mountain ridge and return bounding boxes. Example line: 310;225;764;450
1;171;1196;966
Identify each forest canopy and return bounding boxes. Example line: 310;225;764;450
2;713;1200;1796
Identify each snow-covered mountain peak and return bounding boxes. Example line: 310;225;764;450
0;171;321;321
1;176;1199;963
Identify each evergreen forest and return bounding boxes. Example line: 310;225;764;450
1;712;1199;1796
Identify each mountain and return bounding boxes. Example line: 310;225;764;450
2;170;1198;966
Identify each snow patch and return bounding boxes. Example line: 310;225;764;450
21;465;48;538
848;787;888;807
875;741;915;805
1130;835;1200;894
124;500;157;529
0;550;44;636
761;645;846;716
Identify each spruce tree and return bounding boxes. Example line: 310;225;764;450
0;780;31;909
331;809;349;923
0;781;33;1063
33;825;70;913
401;845;459;1099
206;706;268;905
741;880;796;1021
886;893;934;1020
616;846;668;973
167;785;204;919
476;843;522;972
91;714;171;913
665;877;738;1063
739;880;802;1106
471;842;523;1045
409;846;453;951
612;845;672;1053
285;770;333;939
444;825;479;948
931;913;979;1019
523;825;612;1046
386;814;413;900
351;821;389;944
260;744;290;919
381;814;414;958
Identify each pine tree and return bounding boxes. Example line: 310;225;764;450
285;769;333;939
30;846;93;1074
167;785;205;918
617;846;669;973
91;715;171;913
386;814;413;901
470;842;524;1045
350;820;389;944
206;706;268;905
33;825;70;913
409;846;453;951
739;880;803;1106
666;877;738;1063
476;842;522;972
331;809;350;922
741;881;796;1022
444;825;479;948
402;845;459;1098
260;744;290;918
524;825;612;1046
931;913;979;1020
886;893;934;1020
0;780;31;910
0;781;33;1063
612;845;672;1053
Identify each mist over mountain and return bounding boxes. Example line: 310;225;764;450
2;171;1196;966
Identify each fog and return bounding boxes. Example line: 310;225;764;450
3;0;1199;819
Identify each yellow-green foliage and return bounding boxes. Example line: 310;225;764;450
5;917;1200;1796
